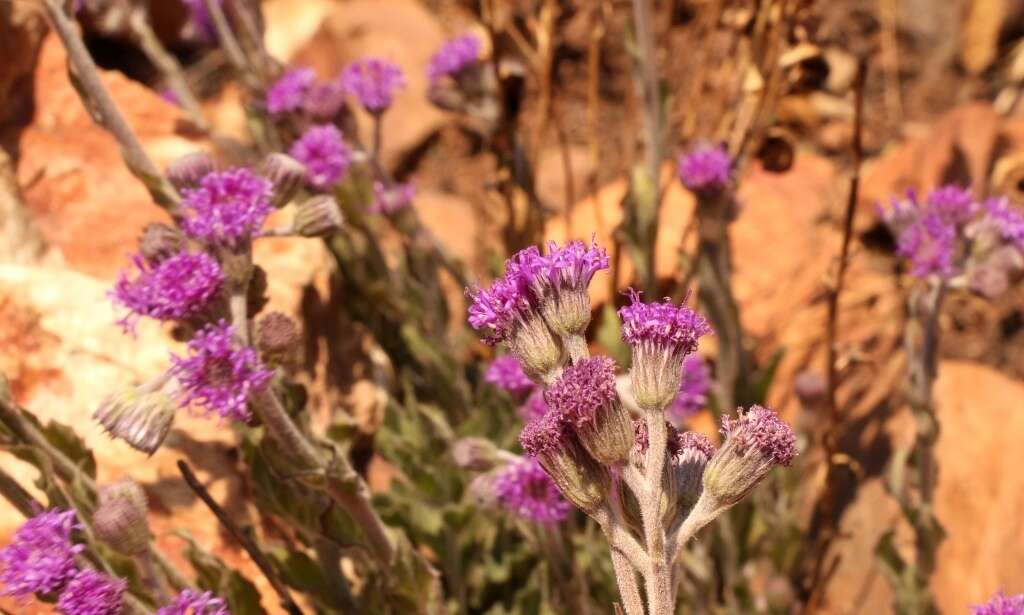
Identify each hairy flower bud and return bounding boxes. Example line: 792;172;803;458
255;312;300;365
167;151;214;192
94;388;176;455
93;479;150;556
452;437;504;471
259;153;307;209
701;405;796;513
138;223;186;264
514;241;608;337
672;431;716;518
508;313;563;379
294;195;344;237
618;290;712;412
519;411;609;514
546;357;632;465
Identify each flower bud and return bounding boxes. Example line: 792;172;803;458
672;431;715;518
701;405;796;513
546;357;632;465
519;411;609;514
94;388;176;455
93;479;150;556
294;195;343;237
138;223;186;264
618;290;712;412
260;153;307;209
452;437;503;472
508;312;563;381
515;241;608;337
467;472;500;509
255;312;300;365
167;151;214;192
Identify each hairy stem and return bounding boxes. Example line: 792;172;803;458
640;414;671;615
137;549;170;605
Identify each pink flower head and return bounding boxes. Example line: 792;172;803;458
111;251;223;332
0;509;84;600
341;58;406;113
56;569;126;615
157;589;231;615
618;289;712;357
678;144;732;192
720;405;797;466
544;357;617;428
493;457;572;524
180;168;273;249
289;124;351;189
427;34;483;83
266;67;316;115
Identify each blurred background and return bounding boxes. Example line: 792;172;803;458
1;0;1023;613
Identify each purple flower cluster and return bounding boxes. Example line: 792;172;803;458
56;569;125;615
265;67;316;115
983;197;1024;249
667;356;711;423
371;181;416;215
493;457;573;524
341;58;406;113
170;320;274;421
157;589;231;615
720;405;797;466
519;409;568;457
678;144;732;192
181;168;273;249
289;124;352;189
618;290;712;356
675;430;716;461
111;252;223;332
518;389;549;422
972;591;1024;615
427;35;483;84
485;355;534;395
544;357;617;427
467;271;534;346
0;509;83;600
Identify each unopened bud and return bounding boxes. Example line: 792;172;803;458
793;371;826;408
702;405;796;513
138;223;186;264
452;437;502;472
519;412;609;513
93;479;150;555
255;312;299;365
167;152;214;192
260;153;307;209
294;195;343;237
94;388;176;455
672;431;715;518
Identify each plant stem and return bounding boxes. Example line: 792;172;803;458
41;0;179;213
640;414;671;615
137;549;170;605
201;0;258;90
610;549;645;615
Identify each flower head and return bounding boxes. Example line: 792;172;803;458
303;80;348;120
546;357;617;427
493;457;573;524
667;356;710;423
485;355;534;395
94;387;176;455
56;569;125;615
371;181;415;215
157;589;231;615
514;240;608;335
0;509;83;600
181;168;273;249
93;480;150;557
972;591;1024;615
678;144;732;192
427;34;483;83
897;212;957;278
519;411;608;513
719;405;797;466
982;197;1024;250
266;67;316;115
111;252;223;332
289;124;351;190
925;184;976;225
182;0;221;42
170;320;273;421
619;289;712;411
341;58;406;113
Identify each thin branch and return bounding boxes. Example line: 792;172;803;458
40;0;179;213
177;460;305;615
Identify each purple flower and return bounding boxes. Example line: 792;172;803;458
619;290;712;355
544;357;617;428
517;389;549;422
675;430;716;462
678;144;732;192
0;509;83;600
266;67;316;115
493;457;573;524
427;35;483;83
181;168;273;249
925;184;976;225
720;405;797;466
111;252;223;332
303;80;347;120
519;409;568;458
466;273;532;345
983;197;1024;250
897;212;957;279
972;591;1024;615
157;589;231;615
181;0;221;42
341;58;406;113
170;320;273;421
289;124;351;189
56;569;125;615
515;240;608;335
370;181;415;215
667;356;711;423
485;355;534;395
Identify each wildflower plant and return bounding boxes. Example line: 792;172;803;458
467;240;797;615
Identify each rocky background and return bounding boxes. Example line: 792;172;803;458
2;0;1024;613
